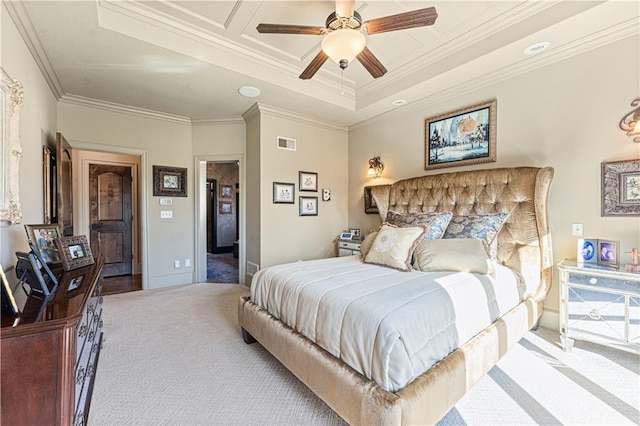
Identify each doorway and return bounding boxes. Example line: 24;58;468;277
205;162;239;283
195;155;244;285
73;147;144;294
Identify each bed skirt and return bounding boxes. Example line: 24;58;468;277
238;295;542;425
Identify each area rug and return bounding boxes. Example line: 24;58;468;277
89;283;640;425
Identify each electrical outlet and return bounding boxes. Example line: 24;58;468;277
174;260;180;268
572;223;583;236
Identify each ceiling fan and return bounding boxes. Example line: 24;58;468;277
256;0;438;80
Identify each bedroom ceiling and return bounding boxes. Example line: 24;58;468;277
4;1;639;127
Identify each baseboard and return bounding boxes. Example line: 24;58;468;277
539;309;559;331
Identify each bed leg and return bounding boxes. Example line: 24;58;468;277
241;327;257;344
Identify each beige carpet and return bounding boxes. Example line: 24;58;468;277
89;283;640;425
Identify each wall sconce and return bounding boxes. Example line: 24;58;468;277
620;98;640;143
367;156;384;178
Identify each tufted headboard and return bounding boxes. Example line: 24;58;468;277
371;166;554;302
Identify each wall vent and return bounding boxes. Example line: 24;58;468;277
277;136;296;151
246;261;259;276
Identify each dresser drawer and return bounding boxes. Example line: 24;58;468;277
567;272;640;294
567;286;626;341
338;241;361;251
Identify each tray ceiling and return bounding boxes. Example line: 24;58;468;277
5;1;639;126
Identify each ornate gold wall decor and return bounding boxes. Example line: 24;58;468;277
1;68;24;224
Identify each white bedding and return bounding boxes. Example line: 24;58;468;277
250;255;525;392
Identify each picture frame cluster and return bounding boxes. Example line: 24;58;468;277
272;171;321;216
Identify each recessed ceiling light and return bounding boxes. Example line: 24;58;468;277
392;99;406;106
524;41;550;55
238;86;261;98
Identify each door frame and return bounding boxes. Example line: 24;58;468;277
71;141;149;290
195;155;245;285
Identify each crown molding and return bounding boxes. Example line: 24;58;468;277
357;1;558;99
256;103;348;134
241;103;260;122
59;94;192;125
192;117;245;126
4;1;64;99
350;20;639;131
97;0;357;104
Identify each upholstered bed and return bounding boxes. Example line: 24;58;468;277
238;166;554;425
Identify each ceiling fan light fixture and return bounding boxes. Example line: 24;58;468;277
321;29;366;65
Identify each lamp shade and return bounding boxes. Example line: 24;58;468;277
321;29;366;64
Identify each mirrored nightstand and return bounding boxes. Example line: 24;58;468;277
558;260;640;354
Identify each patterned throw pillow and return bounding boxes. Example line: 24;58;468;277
442;213;509;258
385;211;453;240
363;224;425;271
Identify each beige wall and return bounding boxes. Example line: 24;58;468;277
1;8;58;270
243;106;261;282
258;108;349;268
348;36;640;325
58;103;193;289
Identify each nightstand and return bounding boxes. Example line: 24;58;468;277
337;239;362;257
558;260;640;353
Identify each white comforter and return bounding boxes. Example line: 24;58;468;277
251;256;524;392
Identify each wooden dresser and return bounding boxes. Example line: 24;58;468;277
1;258;104;426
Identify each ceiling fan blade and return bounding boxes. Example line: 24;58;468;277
335;0;355;18
299;51;329;80
364;7;438;35
356;46;387;79
256;24;324;35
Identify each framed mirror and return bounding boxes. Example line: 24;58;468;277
1;68;24;224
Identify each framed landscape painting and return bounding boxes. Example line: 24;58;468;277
425;99;497;170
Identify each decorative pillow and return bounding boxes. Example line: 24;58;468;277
385;211;453;240
442;213;508;244
364;224;425;271
359;231;377;258
442;213;509;258
413;238;491;274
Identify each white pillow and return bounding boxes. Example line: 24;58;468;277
413;238;491;274
364;224;425;271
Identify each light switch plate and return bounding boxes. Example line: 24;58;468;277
572;223;583;236
161;210;173;219
160;198;173;206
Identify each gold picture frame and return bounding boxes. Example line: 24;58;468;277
425;99;497;170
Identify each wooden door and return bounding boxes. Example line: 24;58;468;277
89;164;133;277
56;133;73;236
206;180;218;253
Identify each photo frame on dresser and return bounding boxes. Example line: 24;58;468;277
597;239;619;266
24;224;62;265
55;235;95;271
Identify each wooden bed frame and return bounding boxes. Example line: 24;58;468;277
239;166;554;425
